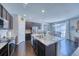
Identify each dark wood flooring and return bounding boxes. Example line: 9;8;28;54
12;39;78;56
13;41;35;56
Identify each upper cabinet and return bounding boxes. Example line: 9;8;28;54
0;4;1;17
6;12;10;20
0;4;2;17
9;15;13;29
0;4;13;29
2;7;7;20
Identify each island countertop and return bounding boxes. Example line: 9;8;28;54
31;34;61;46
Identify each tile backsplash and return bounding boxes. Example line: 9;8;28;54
0;30;8;38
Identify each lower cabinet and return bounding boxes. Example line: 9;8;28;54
38;41;45;56
9;39;15;56
33;39;38;55
9;43;15;55
0;39;15;56
0;43;8;56
33;40;57;56
25;34;31;41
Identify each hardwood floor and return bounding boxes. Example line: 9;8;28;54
12;39;78;56
57;39;78;56
13;41;35;56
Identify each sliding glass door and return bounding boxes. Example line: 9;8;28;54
53;21;67;39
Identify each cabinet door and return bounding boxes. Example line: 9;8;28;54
7;13;13;29
6;12;9;20
0;19;3;27
9;15;13;29
9;39;15;55
0;4;1;17
25;34;31;41
2;7;7;19
34;40;38;55
0;4;3;17
38;41;45;56
0;44;8;56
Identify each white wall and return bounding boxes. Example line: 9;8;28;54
18;16;25;44
12;15;18;37
13;15;25;45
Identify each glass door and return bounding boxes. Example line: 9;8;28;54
53;21;67;39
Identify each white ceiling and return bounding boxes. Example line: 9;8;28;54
2;3;79;23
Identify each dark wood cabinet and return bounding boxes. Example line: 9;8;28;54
0;39;15;56
33;39;57;56
75;37;79;47
10;16;13;29
2;7;7;19
33;40;38;55
0;4;13;29
0;4;3;17
38;41;45;56
0;19;3;28
0;4;1;17
33;40;45;56
7;13;13;29
25;34;31;41
9;39;15;55
6;12;9;20
0;43;8;56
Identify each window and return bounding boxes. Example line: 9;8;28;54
53;22;66;38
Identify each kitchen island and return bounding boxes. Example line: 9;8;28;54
31;34;59;56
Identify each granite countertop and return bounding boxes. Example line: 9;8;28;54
0;38;15;50
72;47;79;56
25;30;32;34
32;34;60;46
0;38;8;50
0;42;8;50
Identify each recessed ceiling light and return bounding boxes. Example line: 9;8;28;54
24;3;28;5
24;3;28;7
24;14;26;17
41;10;45;13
